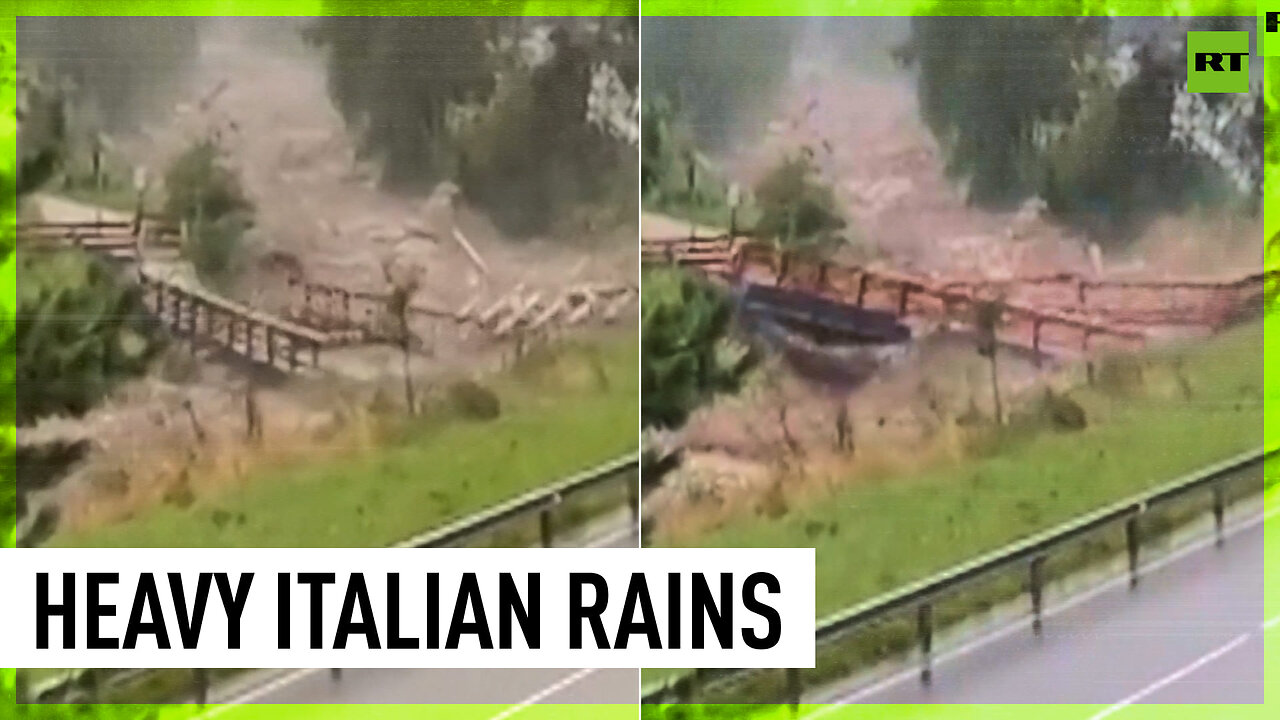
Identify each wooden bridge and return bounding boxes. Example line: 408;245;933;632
142;271;328;371
285;276;637;343
17;220;330;372
642;233;1268;361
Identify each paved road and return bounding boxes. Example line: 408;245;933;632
807;512;1266;709
208;523;639;707
218;666;637;705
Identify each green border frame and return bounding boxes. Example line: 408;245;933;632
2;1;1273;719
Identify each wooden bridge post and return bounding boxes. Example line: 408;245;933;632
341;289;351;324
227;315;237;350
266;326;276;366
206;303;217;337
856;273;869;308
245;319;255;361
287;338;299;371
187;298;201;337
311;339;320;368
170;290;184;334
155;281;167;320
897;283;912;317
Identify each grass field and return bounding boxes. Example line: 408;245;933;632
642;319;1265;696
54;331;639;548
661;319;1263;617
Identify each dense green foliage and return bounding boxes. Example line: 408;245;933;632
305;11;638;236
753;150;845;253
906;13;1261;238
15;250;165;426
642;268;754;429
908;16;1101;207
163;139;253;286
640;96;741;228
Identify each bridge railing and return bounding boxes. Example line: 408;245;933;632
140;272;328;371
641;446;1269;707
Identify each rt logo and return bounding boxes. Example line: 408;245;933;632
1187;31;1249;93
1265;10;1280;56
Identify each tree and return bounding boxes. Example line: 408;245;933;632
642;268;755;429
164;138;254;287
305;14;637;236
754;150;845;255
304;15;498;190
906;15;1105;207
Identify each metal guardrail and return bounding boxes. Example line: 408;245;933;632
22;453;640;704
641;446;1271;706
398;451;640;549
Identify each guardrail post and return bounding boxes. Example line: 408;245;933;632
15;669;30;704
1126;516;1141;589
194;668;210;707
1030;555;1046;635
1212;483;1226;548
917;602;934;685
786;668;803;715
627;476;640;527
539;507;554;548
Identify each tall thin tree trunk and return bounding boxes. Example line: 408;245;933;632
401;339;415;416
989;349;1003;426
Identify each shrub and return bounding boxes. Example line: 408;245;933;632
164;139;253;285
447;379;501;421
15;250;166;424
754;151;845;254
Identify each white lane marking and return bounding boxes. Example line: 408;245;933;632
1084;633;1252;720
803;507;1270;715
195;668;320;718
584;523;636;548
196;520;636;715
486;668;599;720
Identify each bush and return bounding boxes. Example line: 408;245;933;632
15;250;166;424
642;268;756;429
447;379;501;421
164;139;253;285
754;151;845;253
